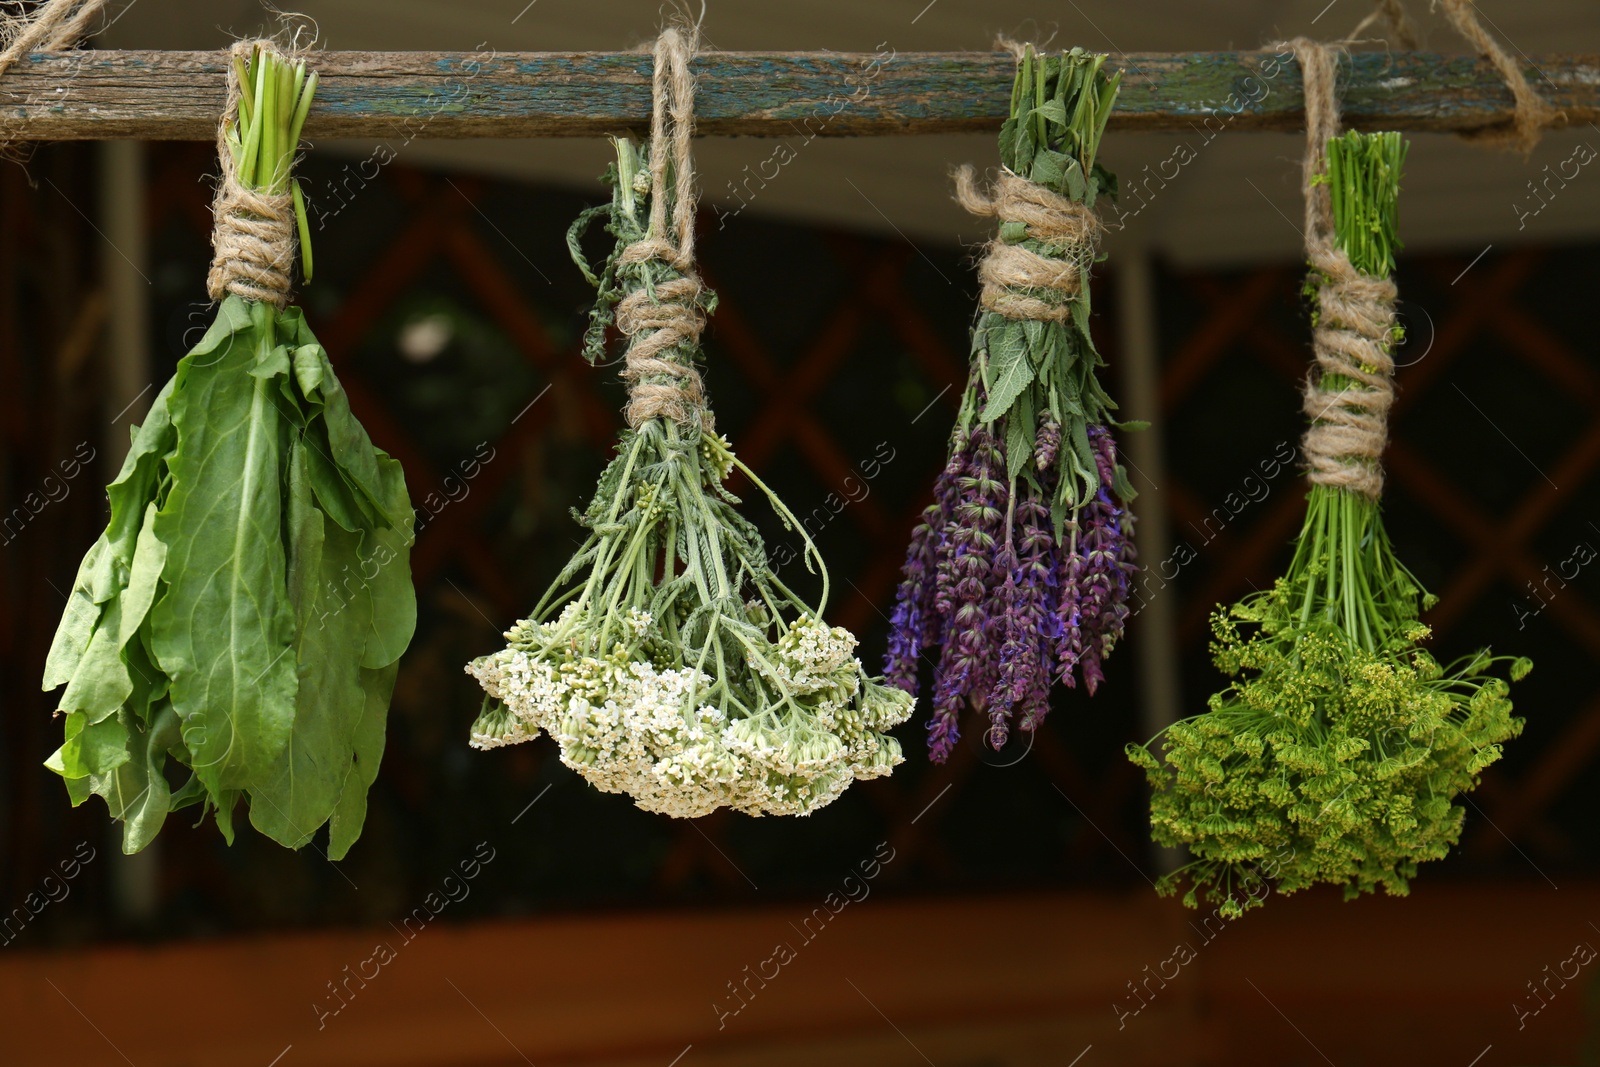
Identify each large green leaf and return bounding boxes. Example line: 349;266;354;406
248;443;366;849
104;377;177;565
213;789;241;845
189;294;255;358
47;289;412;855
294;332;415;670
45;710;131;779
45;381;177;691
122;613;169;727
304;344;413;533
57;596;131;723
43;535;108;691
284;441;325;640
168;774;206;812
327;660;398;861
117;503;167;646
358;523;415;669
299;417;374;534
150;303;297;795
88;706;178;855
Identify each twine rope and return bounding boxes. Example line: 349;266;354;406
1350;0;1420;49
1433;0;1559;153
0;0;107;80
205;39;296;307
0;0;108;157
615;25;713;432
1351;0;1554;151
1290;37;1398;501
954;167;1102;325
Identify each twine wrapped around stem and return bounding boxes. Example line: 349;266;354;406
615;25;713;432
954;168;1102;324
1290;38;1397;501
206;39;297;308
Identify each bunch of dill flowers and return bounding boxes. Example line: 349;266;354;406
1126;122;1528;917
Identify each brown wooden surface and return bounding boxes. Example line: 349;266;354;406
0;883;1591;1066
1;49;1598;140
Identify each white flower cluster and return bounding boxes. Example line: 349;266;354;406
465;613;913;818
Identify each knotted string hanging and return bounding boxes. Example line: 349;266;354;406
0;0;107;80
885;44;1138;761
1356;0;1559;153
1349;0;1420;50
0;0;108;156
1291;37;1397;500
462;18;913;817
614;25;713;432
41;42;417;858
206;39;298;308
1433;0;1559;152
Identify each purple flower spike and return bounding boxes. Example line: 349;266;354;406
986;540;1024;747
884;507;939;691
1055;547;1085;687
1015;493;1057;733
1035;414;1061;471
927;639;969;763
886;394;1140;761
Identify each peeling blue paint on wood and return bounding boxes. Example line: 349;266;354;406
0;49;1594;141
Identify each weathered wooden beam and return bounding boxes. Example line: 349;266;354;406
1;48;1597;141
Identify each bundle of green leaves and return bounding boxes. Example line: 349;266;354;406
466;136;912;818
42;44;415;856
1126;131;1527;917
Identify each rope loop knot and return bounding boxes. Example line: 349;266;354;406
955;166;1101;324
616;25;713;433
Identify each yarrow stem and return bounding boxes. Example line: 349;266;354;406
886;46;1139;763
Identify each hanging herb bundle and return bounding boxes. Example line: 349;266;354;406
1125;44;1527;917
464;29;912;818
885;45;1138;762
42;42;416;856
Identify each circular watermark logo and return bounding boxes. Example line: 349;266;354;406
1392;298;1435;368
972;719;1037;768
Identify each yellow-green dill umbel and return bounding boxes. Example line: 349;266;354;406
1126;127;1528;917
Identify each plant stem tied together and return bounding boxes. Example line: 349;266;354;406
955;168;1102;324
206;40;302;308
617;25;713;432
1292;37;1396;501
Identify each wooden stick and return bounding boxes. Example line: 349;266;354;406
1;48;1596;141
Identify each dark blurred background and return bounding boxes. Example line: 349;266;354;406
3;1;1600;1065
